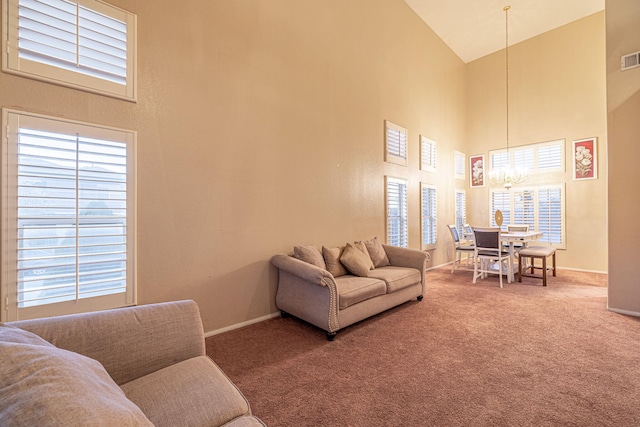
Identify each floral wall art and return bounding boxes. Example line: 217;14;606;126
573;138;597;180
469;154;484;187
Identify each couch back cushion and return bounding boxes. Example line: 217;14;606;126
364;236;391;268
0;324;153;426
322;246;348;277
293;245;326;270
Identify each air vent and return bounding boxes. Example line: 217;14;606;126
621;51;640;71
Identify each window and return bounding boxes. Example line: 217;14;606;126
3;0;137;101
454;150;465;180
490;185;565;248
1;109;136;321
488;139;565;179
385;121;407;166
421;183;436;249
420;135;436;172
386;176;407;247
454;190;466;236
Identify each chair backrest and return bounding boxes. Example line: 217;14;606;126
473;227;501;250
463;223;473;235
507;224;529;232
447;224;461;244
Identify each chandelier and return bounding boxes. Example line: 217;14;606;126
488;5;527;190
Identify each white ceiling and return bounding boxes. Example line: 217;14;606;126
404;0;605;63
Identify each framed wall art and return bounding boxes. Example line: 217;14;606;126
573;138;597;180
469;154;485;188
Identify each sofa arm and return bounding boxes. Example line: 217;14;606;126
9;300;205;386
382;244;430;270
271;253;335;286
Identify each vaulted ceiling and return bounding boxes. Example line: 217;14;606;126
404;0;605;63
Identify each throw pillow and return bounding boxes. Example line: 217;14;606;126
293;245;327;270
354;240;375;270
364;236;391;268
322;246;348;277
0;324;153;427
340;243;373;277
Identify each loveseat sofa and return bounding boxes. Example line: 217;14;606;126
271;237;430;340
0;300;265;427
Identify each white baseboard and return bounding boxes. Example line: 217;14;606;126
204;312;281;338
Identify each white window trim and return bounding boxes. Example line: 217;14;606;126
2;0;138;101
420;183;436;250
1;108;137;321
385;120;408;166
420;135;436;173
385;176;408;248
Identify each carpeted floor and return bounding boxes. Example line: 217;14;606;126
206;267;640;426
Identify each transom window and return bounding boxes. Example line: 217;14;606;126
489;139;565;178
385;121;407;166
420;135;437;172
3;0;137;100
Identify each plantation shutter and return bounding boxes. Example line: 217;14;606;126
18;0;127;83
513;147;535;170
538;186;563;246
386;177;408;247
421;184;436;248
455;190;466;235
512;189;535;229
454;151;465;180
490;190;511;230
537;143;563;170
3;111;136;321
420;136;437;172
385;121;407;166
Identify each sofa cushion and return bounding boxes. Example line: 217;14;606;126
223;415;268;427
322;245;348;278
367;266;422;293
364;236;391;268
335;275;387;309
294;245;326;269
121;355;251;427
0;324;153;427
340;243;374;277
354;241;375;269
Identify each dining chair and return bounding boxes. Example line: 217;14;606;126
447;224;475;273
472;227;512;288
505;224;530;252
462;223;474;244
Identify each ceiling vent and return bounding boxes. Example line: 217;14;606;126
621;51;640;71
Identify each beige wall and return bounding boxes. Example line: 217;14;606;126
0;1;613;332
465;12;608;273
606;0;640;315
0;0;466;332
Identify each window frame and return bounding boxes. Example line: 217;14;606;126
488;139;565;182
420;135;436;173
2;0;138;101
454;150;465;180
1;108;137;322
385;176;408;248
384;120;408;166
420;183;436;250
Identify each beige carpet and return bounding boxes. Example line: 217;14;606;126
207;267;640;426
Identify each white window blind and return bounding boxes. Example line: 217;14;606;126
490;190;511;229
420;136;436;172
489;139;565;181
385;121;407;166
386;176;408;248
454;190;466;235
489;185;565;248
2;109;136;321
421;184;436;249
3;0;137;100
454;151;465;180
